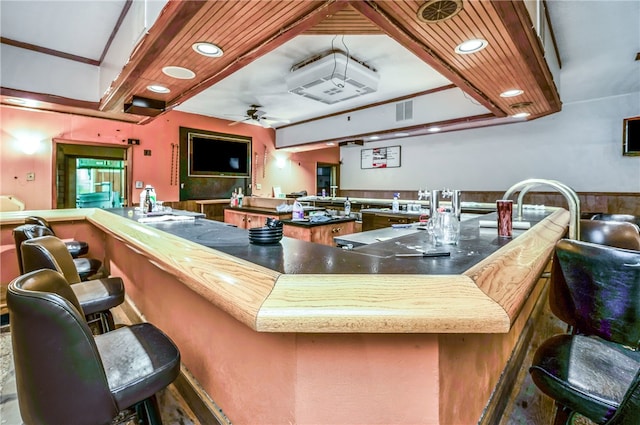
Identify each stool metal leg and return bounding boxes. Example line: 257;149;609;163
135;394;163;425
553;404;575;425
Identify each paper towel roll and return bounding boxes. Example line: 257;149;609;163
478;220;531;230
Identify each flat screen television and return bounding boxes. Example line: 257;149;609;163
188;132;251;177
623;116;640;156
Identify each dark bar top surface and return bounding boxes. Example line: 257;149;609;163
107;208;550;276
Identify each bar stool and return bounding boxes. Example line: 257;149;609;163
530;239;640;424
579;219;640;250
8;268;180;425
13;223;103;281
590;213;640;228
20;235;124;333
25;215;90;257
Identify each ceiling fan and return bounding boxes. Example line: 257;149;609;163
228;105;289;128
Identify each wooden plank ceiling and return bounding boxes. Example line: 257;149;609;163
8;0;562;127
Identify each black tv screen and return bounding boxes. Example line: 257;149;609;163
188;133;251;177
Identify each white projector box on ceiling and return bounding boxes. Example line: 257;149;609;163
286;50;379;105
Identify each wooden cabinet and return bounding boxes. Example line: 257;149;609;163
284;220;356;247
362;212;421;231
224;209;290;229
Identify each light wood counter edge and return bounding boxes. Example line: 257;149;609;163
1;208;569;334
0;208;280;330
256;273;510;333
256;209;568;333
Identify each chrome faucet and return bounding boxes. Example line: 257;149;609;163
430;189;462;220
501;179;580;239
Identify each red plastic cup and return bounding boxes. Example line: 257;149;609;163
497;200;513;238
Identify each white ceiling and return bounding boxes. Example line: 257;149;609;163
175;34;452;126
1;1;638;126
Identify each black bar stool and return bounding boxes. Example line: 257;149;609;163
590;213;640;228
25;215;91;257
13;223;103;281
579;219;640;250
8;268;180;425
530;239;640;424
20;235;124;334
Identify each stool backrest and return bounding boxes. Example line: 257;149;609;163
7;269;117;425
580;219;640;251
21;235;82;284
590;213;640;228
551;239;640;348
24;215;54;232
12;224;54;274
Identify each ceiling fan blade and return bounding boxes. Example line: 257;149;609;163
229;117;250;126
262;116;291;125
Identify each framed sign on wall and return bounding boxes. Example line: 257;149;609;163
361;146;401;169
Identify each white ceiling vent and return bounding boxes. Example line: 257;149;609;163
286;50;380;105
396;100;413;122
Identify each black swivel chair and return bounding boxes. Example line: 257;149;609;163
530;239;640;424
25;215;90;257
579;219;640;251
590;213;640;228
20;235;124;333
8;268;180;425
13;223;103;281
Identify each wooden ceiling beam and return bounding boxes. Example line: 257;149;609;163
349;0;506;117
165;1;354;113
99;0;208;113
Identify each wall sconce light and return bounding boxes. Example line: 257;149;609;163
15;131;43;155
276;156;287;169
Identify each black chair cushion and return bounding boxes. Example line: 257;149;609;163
65;240;89;257
73;257;103;281
95;323;181;411
530;334;640;424
71;277;125;316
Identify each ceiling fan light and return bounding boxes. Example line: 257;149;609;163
500;89;524;97
192;42;223;57
147;84;170;93
455;38;488;54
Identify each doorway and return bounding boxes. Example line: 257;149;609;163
317;163;339;196
53;141;132;209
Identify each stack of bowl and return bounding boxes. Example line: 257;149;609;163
249;219;283;245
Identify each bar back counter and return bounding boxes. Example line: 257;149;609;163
0;207;570;425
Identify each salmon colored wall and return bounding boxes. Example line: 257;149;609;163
0;106;339;210
105;231;442;425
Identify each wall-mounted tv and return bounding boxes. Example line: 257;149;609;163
188;131;251;177
623;116;640;156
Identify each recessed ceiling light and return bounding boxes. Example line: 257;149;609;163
147;85;170;93
326;142;336;146
455;38;488;54
162;66;196;79
6;98;26;105
512;112;531;119
192;42;223;57
368;136;380;141
395;132;410;137
500;89;524;98
428;127;441;132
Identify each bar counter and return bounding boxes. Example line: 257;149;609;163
0;207;570;424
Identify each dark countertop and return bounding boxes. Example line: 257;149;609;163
224;206;292;216
280;216;357;228
107;207;552;277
